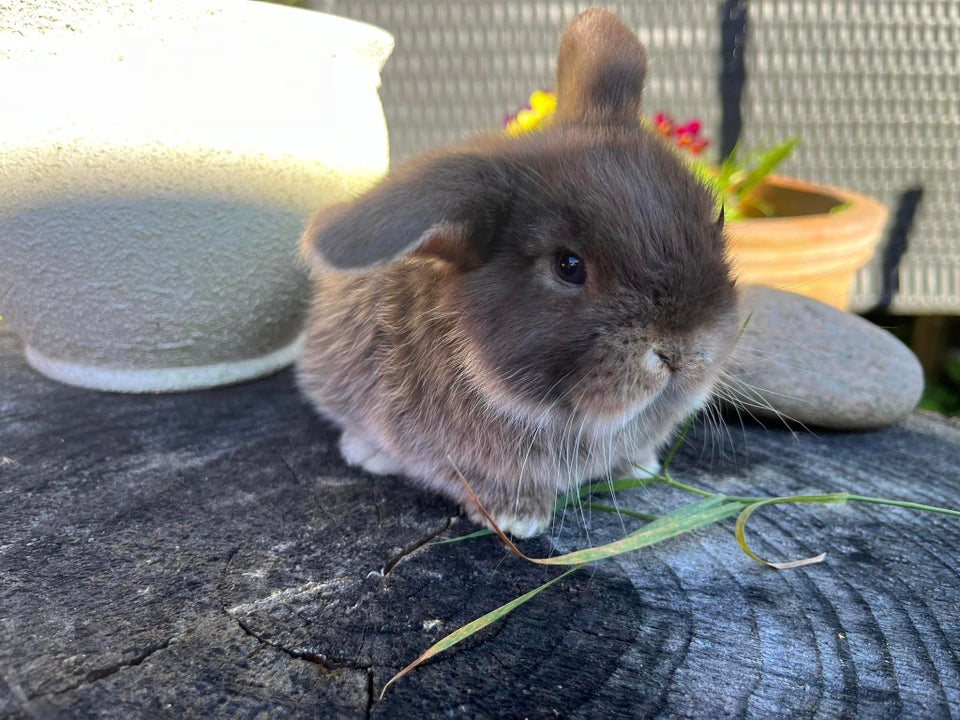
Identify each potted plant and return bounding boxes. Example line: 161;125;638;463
505;94;889;311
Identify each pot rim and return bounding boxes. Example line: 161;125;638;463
5;1;395;71
730;174;888;231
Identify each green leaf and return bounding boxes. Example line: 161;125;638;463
717;147;741;187
555;474;664;511
662;413;696;471
920;383;960;415
429;528;494;545
736;137;798;199
404;452;960;697
734;493;849;569
944;356;960;388
734;491;960;569
584;503;659;521
526;495;747;566
845;493;960;518
380;567;582;698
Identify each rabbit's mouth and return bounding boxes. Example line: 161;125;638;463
575;386;666;434
576;365;719;438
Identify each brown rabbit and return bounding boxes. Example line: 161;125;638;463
297;8;740;537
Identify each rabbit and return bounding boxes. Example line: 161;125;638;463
296;7;740;538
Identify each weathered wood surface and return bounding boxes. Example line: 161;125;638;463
1;322;959;719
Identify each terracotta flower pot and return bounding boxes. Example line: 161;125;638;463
725;175;889;311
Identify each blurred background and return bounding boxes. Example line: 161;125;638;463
8;0;956;409
275;0;958;413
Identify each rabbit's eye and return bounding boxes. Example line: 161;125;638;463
554;250;586;285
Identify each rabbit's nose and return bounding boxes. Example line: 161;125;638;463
654;347;681;372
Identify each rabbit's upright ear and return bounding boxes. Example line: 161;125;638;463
302;151;513;271
554;8;647;126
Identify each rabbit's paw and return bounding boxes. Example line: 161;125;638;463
615;450;662;480
463;501;553;539
339;428;403;476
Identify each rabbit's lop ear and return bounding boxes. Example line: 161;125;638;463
302;152;512;271
555;8;647;126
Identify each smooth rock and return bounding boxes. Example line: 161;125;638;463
721;285;924;429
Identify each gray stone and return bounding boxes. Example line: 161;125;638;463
721;285;924;430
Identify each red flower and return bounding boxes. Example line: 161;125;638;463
689;137;709;156
675;120;702;137
654;112;674;136
653;111;710;156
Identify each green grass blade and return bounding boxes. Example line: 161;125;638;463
717;146;741;188
380;567;582;698
734;493;849;569
527;495;747;566
737;138;799;199
555;475;664;510
734;492;960;570
845;494;960;517
584;503;659;521
429;528;493;546
661;413;697;471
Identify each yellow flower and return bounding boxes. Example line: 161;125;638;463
529;90;557;115
504;90;558;136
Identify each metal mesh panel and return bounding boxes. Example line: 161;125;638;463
315;0;960;313
744;0;960;311
319;0;723;164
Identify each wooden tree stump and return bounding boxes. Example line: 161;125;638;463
1;324;958;718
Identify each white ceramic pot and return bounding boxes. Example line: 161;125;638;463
0;1;393;392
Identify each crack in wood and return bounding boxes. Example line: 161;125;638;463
231;613;372;676
229;611;377;717
35;638;174;701
365;668;374;720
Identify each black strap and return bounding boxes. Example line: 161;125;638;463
719;0;748;160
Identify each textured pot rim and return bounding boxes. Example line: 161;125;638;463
24;333;305;394
5;1;395;70
729;174;889;233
